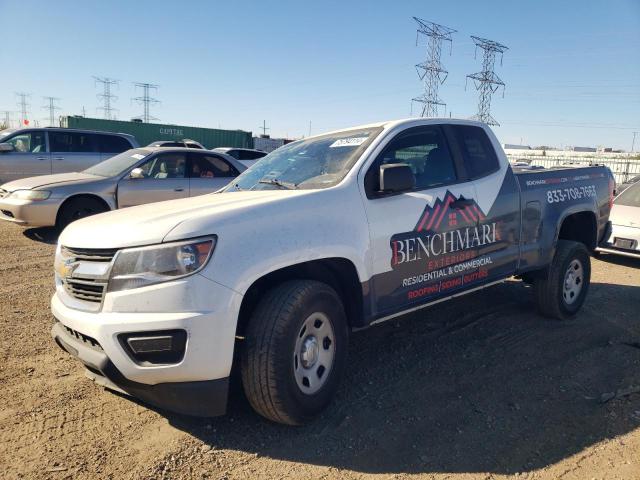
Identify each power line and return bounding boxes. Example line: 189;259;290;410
411;17;456;118
42;96;61;127
132;82;160;123
94;76;119;120
15;92;30;126
466;35;508;126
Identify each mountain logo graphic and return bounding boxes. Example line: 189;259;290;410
414;191;486;232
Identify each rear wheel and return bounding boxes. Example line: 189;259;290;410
534;240;591;320
240;280;348;425
57;197;108;231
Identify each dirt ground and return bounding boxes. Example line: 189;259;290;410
0;221;639;480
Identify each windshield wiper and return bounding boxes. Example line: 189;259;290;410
257;178;298;190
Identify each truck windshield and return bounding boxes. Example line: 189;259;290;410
615;182;640;207
225;127;382;191
83;149;151;177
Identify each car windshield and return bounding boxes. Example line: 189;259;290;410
225;127;382;191
83;149;151;177
0;129;16;139
615;182;640;207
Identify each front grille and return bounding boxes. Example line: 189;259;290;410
63;324;103;350
63;278;106;303
62;246;118;262
60;246;118;304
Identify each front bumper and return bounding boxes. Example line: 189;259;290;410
51;273;243;416
0;196;60;227
51;321;229;416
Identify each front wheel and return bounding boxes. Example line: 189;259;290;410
57;197;108;231
240;280;348;425
534;240;591;320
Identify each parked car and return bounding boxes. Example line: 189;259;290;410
615;174;640;195
213;147;267;167
0;147;245;230
50;118;613;425
596;181;640;258
148;139;205;149
0;128;138;183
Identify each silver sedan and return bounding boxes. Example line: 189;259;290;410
597;182;640;259
0;147;246;230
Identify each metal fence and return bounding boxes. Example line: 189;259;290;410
506;154;640;185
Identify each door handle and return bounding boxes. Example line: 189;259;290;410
451;198;474;209
53;157;64;161
36;157;48;161
174;188;184;192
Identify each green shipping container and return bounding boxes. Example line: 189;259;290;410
61;116;253;149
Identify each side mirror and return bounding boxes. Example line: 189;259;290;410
0;143;14;153
379;164;415;193
129;167;145;179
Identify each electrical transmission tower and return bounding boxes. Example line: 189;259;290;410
42;96;61;127
94;76;119;120
1;111;12;129
411;17;456;118
132;83;160;123
466;35;508;126
15;92;31;126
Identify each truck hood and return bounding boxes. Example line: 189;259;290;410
610;204;640;228
59;190;312;249
1;172;100;191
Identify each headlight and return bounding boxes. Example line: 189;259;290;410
108;237;216;292
8;189;51;201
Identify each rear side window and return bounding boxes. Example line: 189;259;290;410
225;150;241;160
99;135;132;153
451;125;499;179
190;154;238;178
50;132;97;153
244;150;267;160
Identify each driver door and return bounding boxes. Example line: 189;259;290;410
116;152;189;208
0;130;50;182
361;125;478;318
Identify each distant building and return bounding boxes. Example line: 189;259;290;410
253;135;295;153
567;146;597;153
503;144;531;150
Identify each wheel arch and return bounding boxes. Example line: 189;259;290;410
55;193;112;227
236;257;365;338
556;210;598;251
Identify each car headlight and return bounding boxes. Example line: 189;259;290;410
8;189;51;201
107;237;216;292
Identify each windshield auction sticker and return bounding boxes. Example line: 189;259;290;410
329;137;368;148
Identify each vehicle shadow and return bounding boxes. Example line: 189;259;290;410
22;226;58;245
152;279;640;475
595;252;640;269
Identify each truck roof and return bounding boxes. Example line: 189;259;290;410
309;117;489;140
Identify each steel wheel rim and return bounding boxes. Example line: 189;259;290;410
563;258;584;305
293;312;335;395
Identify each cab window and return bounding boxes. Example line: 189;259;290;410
366;126;457;196
5;131;47;153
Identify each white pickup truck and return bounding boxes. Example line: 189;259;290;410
51;118;613;425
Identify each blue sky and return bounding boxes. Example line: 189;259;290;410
1;0;639;149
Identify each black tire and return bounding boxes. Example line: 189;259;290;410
534;240;591;320
57;197;108;231
240;280;348;425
